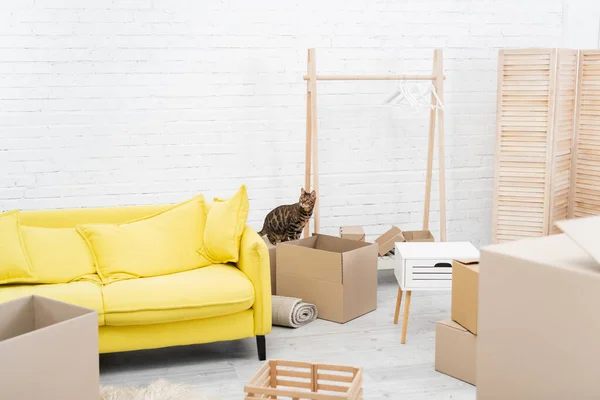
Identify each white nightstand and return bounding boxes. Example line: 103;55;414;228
393;241;479;343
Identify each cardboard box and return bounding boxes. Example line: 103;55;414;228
435;320;476;386
262;236;277;294
0;295;99;400
403;230;434;242
276;234;378;323
339;226;366;241
375;226;405;256
451;258;479;334
478;232;600;399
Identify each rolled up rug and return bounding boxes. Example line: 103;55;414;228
272;295;318;328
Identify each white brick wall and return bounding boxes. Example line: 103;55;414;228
0;0;593;246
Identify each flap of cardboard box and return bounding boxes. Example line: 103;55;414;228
455;258;479;265
437;319;469;333
375;227;406;255
555;217;600;265
375;227;404;244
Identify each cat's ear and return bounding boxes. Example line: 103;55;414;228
310;190;316;199
301;188;306;195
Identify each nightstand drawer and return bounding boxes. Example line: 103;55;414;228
405;259;453;289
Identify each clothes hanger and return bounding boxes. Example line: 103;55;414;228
384;81;444;111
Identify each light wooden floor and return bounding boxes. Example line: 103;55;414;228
99;270;475;399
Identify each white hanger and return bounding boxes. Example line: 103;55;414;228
384;81;444;111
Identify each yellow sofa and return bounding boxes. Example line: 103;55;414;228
0;204;272;360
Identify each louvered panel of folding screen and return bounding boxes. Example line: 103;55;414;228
549;50;578;234
572;50;600;218
493;49;556;243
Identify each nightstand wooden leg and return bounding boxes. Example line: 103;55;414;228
401;290;412;344
393;287;403;324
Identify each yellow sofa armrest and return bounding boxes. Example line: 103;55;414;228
237;225;272;335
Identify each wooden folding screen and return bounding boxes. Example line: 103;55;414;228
493;49;578;243
494;49;600;243
570;50;600;219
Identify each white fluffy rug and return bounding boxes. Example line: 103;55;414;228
100;379;214;400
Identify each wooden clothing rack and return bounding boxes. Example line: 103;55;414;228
302;48;448;241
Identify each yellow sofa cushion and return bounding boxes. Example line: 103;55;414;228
0;281;105;325
0;210;36;285
20;226;101;284
78;196;209;283
198;185;249;264
101;264;255;326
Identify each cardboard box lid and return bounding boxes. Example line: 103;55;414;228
555;217;600;266
375;227;406;255
375;227;404;245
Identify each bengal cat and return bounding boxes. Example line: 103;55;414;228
258;188;316;244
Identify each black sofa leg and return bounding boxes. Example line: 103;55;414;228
256;335;266;361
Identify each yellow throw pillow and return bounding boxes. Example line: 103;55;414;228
0;210;36;285
198;185;249;264
21;226;100;284
78;196;208;283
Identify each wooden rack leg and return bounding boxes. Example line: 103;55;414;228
434;49;447;242
401;291;412;344
309;48;320;234
393;287;403;324
423;50;438;231
304;49;314;238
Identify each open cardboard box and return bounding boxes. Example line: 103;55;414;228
276;234;378;323
477;216;600;399
0;295;99;400
403;230;434;242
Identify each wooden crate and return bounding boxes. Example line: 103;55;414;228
244;360;363;400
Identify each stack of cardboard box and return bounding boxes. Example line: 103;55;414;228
435;258;479;386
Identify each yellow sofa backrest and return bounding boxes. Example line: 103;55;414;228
19;204;173;228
